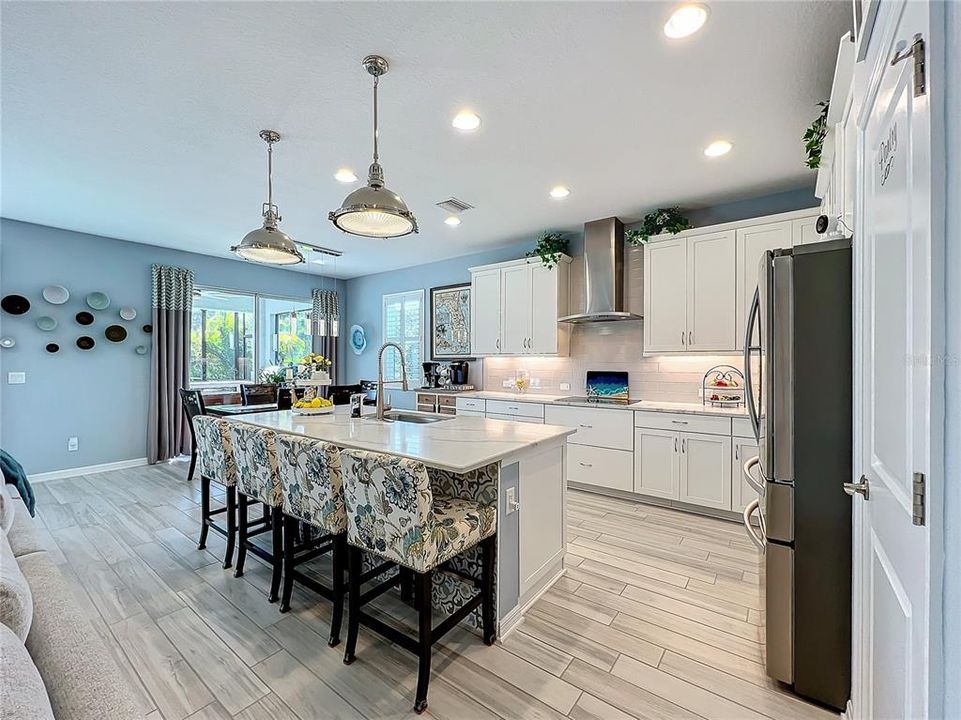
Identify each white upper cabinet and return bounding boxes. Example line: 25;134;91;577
735;220;793;350
686;231;736;351
469;256;570;356
470;268;502;355
792;216;821;246
643;238;688;352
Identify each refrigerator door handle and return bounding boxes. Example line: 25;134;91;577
744;287;761;442
743;498;766;551
743;455;765;495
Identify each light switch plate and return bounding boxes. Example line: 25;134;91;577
7;372;25;384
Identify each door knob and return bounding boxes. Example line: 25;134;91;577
843;475;870;499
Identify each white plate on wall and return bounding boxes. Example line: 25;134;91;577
86;292;110;310
42;285;70;304
120;307;137;321
0;337;15;349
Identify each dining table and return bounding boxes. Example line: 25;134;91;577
205;403;279;417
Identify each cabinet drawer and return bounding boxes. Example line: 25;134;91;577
634;411;731;436
486;413;543;424
457;409;485;417
567;445;633;492
545;405;633;451
455;397;487;412
486;399;545;418
437;394;457;408
732;417;754;438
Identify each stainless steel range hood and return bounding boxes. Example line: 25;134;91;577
559;217;642;323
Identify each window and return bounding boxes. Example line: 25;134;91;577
382;290;424;386
189;288;313;385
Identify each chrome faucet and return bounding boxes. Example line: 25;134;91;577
376;342;409;420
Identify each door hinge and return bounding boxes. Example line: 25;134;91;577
912;472;926;526
891;34;926;97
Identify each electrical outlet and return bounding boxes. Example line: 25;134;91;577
505;487;519;514
531;378;541;388
67;437;79;452
7;372;25;384
502;379;513;388
559;382;571;391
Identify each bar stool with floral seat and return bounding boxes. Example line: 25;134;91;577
190;415;238;568
339;448;497;714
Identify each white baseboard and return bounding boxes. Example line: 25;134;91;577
29;457;149;483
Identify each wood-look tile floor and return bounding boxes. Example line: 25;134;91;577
30;463;838;720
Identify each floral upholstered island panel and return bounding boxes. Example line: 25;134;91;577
193;416;238;488
275;435;347;535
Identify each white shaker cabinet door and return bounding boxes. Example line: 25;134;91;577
529;263;560;354
633;428;679;500
735;220;792;351
471;269;502;355
686;230;736;351
679;432;732;511
731;438;760;514
791;215;821;246
500;264;531;355
643;238;688;352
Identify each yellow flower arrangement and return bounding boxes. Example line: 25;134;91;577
300;353;332;368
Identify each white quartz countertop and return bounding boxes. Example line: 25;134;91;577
458;391;748;417
225;409;576;473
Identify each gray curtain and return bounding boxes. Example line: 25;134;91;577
311;289;340;384
148;264;195;463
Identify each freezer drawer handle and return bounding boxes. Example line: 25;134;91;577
671;420;689;425
579;423;593;428
743;499;766;551
743;455;765;495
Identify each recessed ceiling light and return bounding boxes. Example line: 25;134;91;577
550;186;571;199
334;168;358;183
703;140;733;157
445;215;462;227
452;110;481;132
664;3;709;39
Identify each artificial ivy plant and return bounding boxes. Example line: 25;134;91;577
803;101;830;170
526;231;569;269
626;207;691;245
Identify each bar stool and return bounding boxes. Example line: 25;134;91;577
339;449;497;714
191;416;238;568
228;424;284;603
179;388;207;482
275;435;347;645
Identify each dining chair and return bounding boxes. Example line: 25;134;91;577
191;415;238;568
179;388;207;482
240;383;278;406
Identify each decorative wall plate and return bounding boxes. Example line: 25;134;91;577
0;337;15;349
76;336;95;350
105;325;127;342
119;307;137;321
36;316;58;331
75;311;94;325
85;292;110;310
350;324;367;355
135;345;148;355
45;343;60;354
42;285;70;305
142;324;153;334
1;295;30;315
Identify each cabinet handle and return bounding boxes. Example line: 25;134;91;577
675;437;678;452
579;423;593;429
578;462;593;468
507;406;519;410
735;445;739;461
496;338;500;350
689;331;693;345
671;420;688;425
682;438;687;453
681;331;685;345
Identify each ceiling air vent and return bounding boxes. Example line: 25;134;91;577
435;197;474;214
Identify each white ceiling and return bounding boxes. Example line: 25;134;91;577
1;1;849;279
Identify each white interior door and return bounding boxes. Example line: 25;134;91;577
686;231;736;351
643;238;687;352
854;2;938;717
500;265;531;354
471;269;502;355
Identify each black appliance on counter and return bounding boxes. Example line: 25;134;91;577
742;238;852;711
422;362;442;388
448;360;469;386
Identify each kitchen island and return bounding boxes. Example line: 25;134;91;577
226;408;575;636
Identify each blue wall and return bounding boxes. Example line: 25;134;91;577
0;219;344;474
683;186;818;227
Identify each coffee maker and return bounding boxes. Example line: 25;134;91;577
449;360;469;386
422;362;441;388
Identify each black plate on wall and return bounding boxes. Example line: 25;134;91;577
76;311;94;325
105;325;127;342
1;295;30;315
142;324;153;334
76;336;95;350
45;343;60;354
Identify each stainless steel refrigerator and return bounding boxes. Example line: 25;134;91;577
741;238;852;711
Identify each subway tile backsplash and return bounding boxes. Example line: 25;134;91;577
482;321;745;403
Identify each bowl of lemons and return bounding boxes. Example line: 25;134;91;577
292;397;335;415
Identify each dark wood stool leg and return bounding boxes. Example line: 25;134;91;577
413;569;433;714
400;567;414;604
268;506;283;603
234;493;249;577
187;445;198;482
198;475;211;550
280;515;297;613
343;546;362;664
481;535;496;645
223;485;237;569
328;533;347;647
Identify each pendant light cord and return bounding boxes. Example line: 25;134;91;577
266;140;274;209
372;74;380;164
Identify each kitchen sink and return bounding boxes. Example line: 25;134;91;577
380;410;452;424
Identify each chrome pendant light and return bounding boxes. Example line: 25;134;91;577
329;55;418;239
231;130;305;265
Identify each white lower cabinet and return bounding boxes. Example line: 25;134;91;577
487;413;543;424
457;409;485;417
634;427;680;500
679;432;732;510
519;444;565;595
567;444;633;492
731;437;760;513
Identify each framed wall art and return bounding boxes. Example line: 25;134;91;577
429;283;472;360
